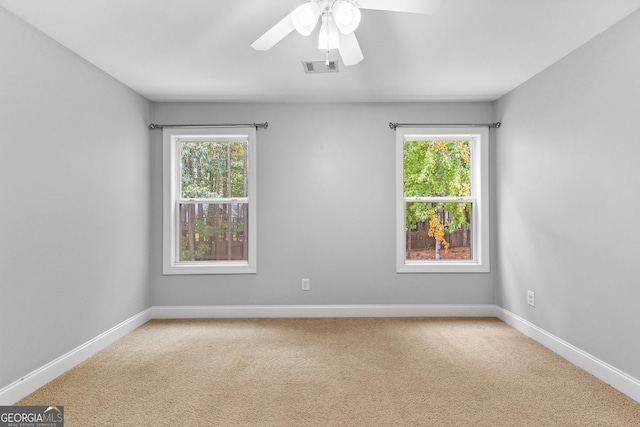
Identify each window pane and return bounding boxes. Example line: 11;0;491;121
405;202;472;261
179;203;248;262
404;140;471;198
180;141;248;198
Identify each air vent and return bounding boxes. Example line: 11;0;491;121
302;60;339;74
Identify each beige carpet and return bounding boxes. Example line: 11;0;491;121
18;317;640;426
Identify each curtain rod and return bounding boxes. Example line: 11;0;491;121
148;122;268;130
389;122;501;130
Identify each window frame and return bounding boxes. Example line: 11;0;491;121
162;127;257;275
396;127;490;273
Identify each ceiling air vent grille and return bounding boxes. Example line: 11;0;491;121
302;60;339;74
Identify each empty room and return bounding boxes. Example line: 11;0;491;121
1;0;639;425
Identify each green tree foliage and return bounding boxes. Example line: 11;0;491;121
404;140;472;249
181;141;247;198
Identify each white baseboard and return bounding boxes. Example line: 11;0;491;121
4;305;638;406
0;309;153;406
495;307;640;404
0;304;492;404
149;304;497;319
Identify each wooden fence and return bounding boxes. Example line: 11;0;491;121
406;228;469;250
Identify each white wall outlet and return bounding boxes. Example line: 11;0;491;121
527;290;535;307
301;278;310;291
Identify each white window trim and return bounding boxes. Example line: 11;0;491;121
396;127;490;273
162;127;257;275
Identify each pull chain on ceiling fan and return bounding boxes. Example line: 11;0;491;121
251;0;445;66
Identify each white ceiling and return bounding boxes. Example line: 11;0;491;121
2;0;639;102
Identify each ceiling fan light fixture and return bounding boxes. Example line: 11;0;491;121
332;1;361;34
253;0;445;66
291;2;321;36
318;14;340;50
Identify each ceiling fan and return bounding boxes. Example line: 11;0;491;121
251;0;446;66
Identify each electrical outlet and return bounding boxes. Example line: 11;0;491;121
301;278;310;291
527;290;535;307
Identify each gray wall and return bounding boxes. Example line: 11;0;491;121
4;0;639;398
0;8;151;388
151;102;497;306
495;10;640;380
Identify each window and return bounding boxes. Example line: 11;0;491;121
396;127;489;273
163;127;256;274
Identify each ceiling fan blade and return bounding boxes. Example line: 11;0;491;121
356;0;445;14
251;13;295;51
338;32;364;66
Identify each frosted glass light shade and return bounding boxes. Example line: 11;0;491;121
292;2;321;36
318;15;340;50
332;1;361;34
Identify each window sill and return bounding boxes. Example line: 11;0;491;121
397;260;490;274
163;261;256;275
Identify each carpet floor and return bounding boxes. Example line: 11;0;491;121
17;317;640;426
